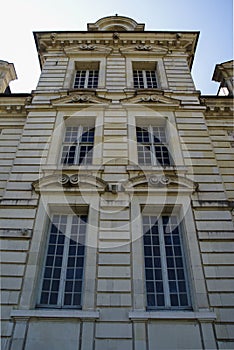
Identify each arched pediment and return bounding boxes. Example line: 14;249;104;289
32;173;108;193
87;16;145;32
125;174;198;193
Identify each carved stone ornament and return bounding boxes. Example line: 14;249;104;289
135;44;153;51
148;175;170;187
79;44;96;50
70;95;91;103
140;95;161;103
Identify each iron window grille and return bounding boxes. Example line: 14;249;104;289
136;126;171;166
39;214;87;308
61;126;94;166
143;215;190;310
74;70;99;89
133;70;158;89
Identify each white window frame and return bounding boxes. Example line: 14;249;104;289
73;69;99;89
136;125;171;166
61;125;95;166
133;69;158;89
38;213;87;309
143;214;191;310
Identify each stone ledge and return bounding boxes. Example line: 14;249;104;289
11;309;100;321
129;310;216;321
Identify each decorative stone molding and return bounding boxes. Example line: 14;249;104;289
52;93;111;106
32;173;107;193
79;44;96;50
148;175;170;186
124;172;198;193
121;92;181;106
135;44;153;51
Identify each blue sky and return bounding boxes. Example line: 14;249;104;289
0;0;233;94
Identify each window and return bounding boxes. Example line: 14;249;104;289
133;70;158;89
143;215;190;310
136;126;171;166
74;70;99;89
39;214;87;308
73;61;99;89
132;61;158;89
61;126;94;166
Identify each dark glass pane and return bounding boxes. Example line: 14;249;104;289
153;246;160;256
170;294;179;306
146;282;155;292
157;294;165;307
42;279;50;291
51;280;59;291
177;269;185;280
175;258;183;267
44;268;52;278
168;269;176;280
73;293;81;306
65;281;73;292
48;245;55;254
146;268;154;280
77;245;85;256
154;257;161;267
49;293;58;305
180;294;188;306
53;268;61;279
145;257;153;267
169;281;177;293
144;246;152;256
68;257;75;267
66;268;74;279
147;294;156;307
178;281;186;292
64;293;72;305
54;257;63;267
156;282;163;293
74;281;82;292
154;269;162;280
144;236;151;245
40;292;49;304
152;236;159;245
75;268;83;279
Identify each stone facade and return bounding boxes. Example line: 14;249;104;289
0;16;233;350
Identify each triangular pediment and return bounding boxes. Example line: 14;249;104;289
121;92;181;105
52;92;111;106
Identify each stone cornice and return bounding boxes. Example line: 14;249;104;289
34;31;199;68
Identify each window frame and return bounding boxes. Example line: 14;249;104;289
73;69;99;89
133;69;158;89
143;214;191;310
60;125;95;166
136;125;172;166
38;213;88;309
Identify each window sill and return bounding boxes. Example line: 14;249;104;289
41;165;104;172
129;310;216;321
127;165;188;174
11;309;100;321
